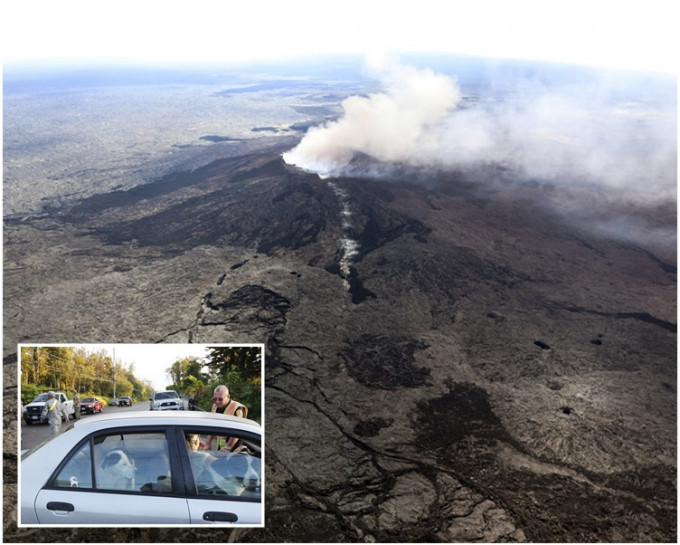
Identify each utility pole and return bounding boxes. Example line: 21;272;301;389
32;348;39;385
113;347;117;399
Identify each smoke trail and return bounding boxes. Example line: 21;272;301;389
327;181;360;284
283;57;461;177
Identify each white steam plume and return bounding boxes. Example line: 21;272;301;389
436;83;677;200
283;57;461;176
283;57;676;205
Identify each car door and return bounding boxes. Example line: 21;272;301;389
34;488;190;524
33;428;191;524
175;427;263;525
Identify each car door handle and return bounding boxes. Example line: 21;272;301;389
203;511;238;522
46;501;74;512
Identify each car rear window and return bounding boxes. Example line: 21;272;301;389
93;432;172;493
49;431;173;495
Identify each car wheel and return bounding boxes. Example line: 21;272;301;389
25;419;32;425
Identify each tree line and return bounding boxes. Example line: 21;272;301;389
166;346;262;423
20;345;263;423
20;346;153;405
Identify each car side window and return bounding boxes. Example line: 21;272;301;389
182;430;261;501
52;442;93;489
91;431;172;493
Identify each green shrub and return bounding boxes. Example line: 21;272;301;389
21;384;42;406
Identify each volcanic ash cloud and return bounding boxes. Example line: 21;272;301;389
283;60;461;176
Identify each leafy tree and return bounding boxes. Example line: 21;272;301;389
73;348;91;393
20;346;49;385
19;345;152;404
204;347;262;422
205;347;261;381
127;369;146;401
21;383;40;405
114;374;134;398
181;375;205;398
186;359;205;381
166;357;203;392
45;347;75;390
87;350;112;396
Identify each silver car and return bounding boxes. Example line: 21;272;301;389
149;390;184;411
20;411;262;525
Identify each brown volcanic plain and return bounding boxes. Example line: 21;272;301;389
3;147;676;542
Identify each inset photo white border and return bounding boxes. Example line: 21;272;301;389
17;343;264;528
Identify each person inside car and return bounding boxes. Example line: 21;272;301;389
185;433;201;451
184;433;217;481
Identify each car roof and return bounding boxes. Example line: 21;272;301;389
71;410;261;431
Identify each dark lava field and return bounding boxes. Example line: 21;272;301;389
3;146;676;542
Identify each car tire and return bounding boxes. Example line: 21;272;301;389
25;419;32;425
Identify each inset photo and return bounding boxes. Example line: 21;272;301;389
18;343;264;527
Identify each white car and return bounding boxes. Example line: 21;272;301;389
23;392;75;424
20;411;262;525
149;390;184;411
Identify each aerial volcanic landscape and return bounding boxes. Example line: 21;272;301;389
3;57;676;542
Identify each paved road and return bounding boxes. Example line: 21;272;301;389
20;401;149;452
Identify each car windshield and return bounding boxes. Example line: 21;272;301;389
154;392;178;400
82;398;96;402
31;394;50;402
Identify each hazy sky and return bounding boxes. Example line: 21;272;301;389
111;344;211;391
2;0;677;73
